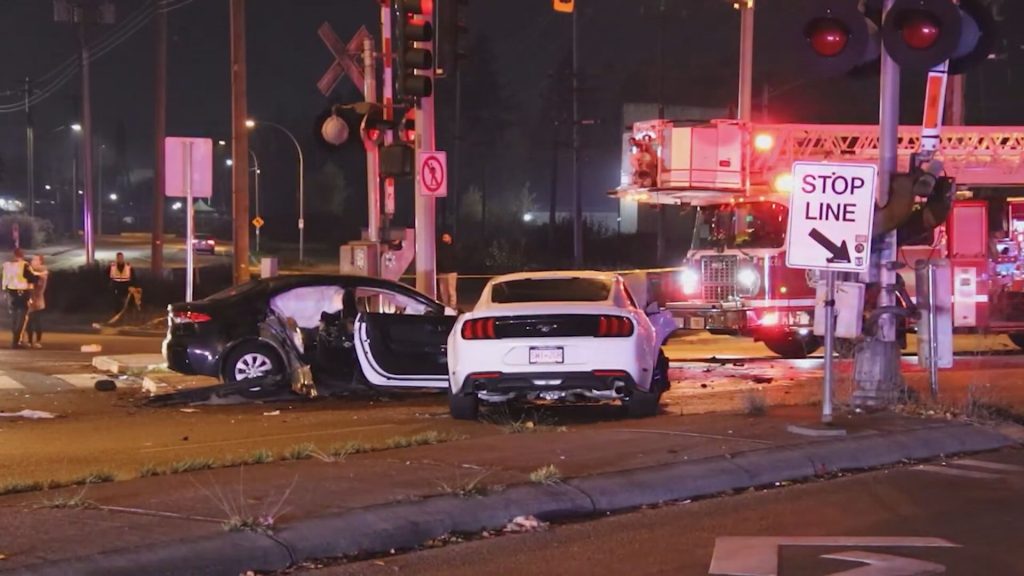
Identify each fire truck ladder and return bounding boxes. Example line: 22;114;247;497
751;124;1024;187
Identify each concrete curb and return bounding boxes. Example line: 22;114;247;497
12;422;1015;576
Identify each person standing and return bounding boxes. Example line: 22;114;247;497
108;252;136;315
25;255;48;348
2;249;37;349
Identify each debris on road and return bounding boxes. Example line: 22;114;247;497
751;376;774;384
80;344;102;353
503;515;548;533
178;408;199;413
94;379;117;392
0;410;58;420
263;410;281;416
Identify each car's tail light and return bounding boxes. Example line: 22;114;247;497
596;315;634;338
461;318;497;340
172;311;212;324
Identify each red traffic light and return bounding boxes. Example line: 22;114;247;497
790;0;879;77
900;12;941;50
806;18;850;57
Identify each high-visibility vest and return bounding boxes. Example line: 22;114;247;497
110;263;133;283
2;261;30;291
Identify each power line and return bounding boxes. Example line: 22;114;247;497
0;0;198;113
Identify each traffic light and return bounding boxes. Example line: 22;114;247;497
791;0;880;77
381;144;415;178
399;108;416;144
361;106;390;146
396;0;434;100
435;0;468;78
880;0;998;74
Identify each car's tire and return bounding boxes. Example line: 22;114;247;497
222;341;285;389
762;333;822;359
651;350;670;393
449;391;479;421
1010;332;1024;350
623;387;661;419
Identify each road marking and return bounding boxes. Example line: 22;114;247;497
0;374;25;390
54;374;106;389
709;536;959;576
953;458;1024;472
914;465;1004;480
820;550;947;575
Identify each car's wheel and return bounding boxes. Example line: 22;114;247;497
449;391;479;421
623;387;661;419
1010;332;1024;350
650;351;670;393
762;333;822;359
222;342;285;389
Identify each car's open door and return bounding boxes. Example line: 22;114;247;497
353;313;456;388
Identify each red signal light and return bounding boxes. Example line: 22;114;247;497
900;11;941;50
806;18;850;57
366;127;382;142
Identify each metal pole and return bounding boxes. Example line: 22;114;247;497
249;150;259;254
185;141;195;302
97;146;103;237
25;78;34;219
737;0;755;123
571;5;582;268
230;0;251;285
152;4;167;275
414;6;437;297
381;1;395;239
80;19;95;265
853;0;902;407
71;154;77;235
927;262;939;399
254;121;303;262
823;271;836;424
364;36;381;244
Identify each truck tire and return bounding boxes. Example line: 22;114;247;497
1009;332;1024;350
762;334;822;359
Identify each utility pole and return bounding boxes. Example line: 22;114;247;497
80;15;96;265
853;0;903;407
230;0;251;285
414;7;437;297
737;0;755;123
655;0;666;265
571;6;582;268
152;3;167;275
24;78;35;219
380;0;396;241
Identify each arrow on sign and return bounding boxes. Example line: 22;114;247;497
809;228;851;264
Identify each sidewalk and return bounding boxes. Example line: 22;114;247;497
0;406;1017;575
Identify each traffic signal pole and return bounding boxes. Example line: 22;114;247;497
571;6;583;268
414;6;437;298
363;36;381;243
853;0;903;407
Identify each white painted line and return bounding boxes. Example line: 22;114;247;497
953;458;1024;473
55;374;104;389
0;375;25;390
914;465;1003;480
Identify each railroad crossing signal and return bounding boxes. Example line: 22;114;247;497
251;216;264;229
316;23;372;97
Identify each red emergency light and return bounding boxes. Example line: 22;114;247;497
806;18;850;57
898;11;941;50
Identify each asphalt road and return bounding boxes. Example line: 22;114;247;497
1;331;1022;487
304;449;1024;576
37;236;232;271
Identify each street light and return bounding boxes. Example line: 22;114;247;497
108;193;118;201
70;123;82;132
247;118;305;261
249;149;261;254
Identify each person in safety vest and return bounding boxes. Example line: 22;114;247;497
108;252;137;314
2;249;38;349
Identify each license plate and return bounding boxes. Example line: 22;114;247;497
529;347;564;364
689;317;706;330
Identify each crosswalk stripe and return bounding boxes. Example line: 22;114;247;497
54;374;104;389
953;458;1024;472
0;374;25;390
914;465;1003;479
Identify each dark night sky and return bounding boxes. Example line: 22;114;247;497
0;0;1020;240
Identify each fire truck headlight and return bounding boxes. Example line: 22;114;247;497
760;311;780;326
680;268;700;295
737;267;761;297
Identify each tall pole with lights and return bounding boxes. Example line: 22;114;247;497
247;119;304;262
230;0;251;285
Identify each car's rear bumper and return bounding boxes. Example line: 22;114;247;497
163;336;220;378
461;370;638;400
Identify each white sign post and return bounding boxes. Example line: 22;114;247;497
786;161;877;424
165;137;213;302
418;151;447;198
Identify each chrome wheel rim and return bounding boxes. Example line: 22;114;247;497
234;352;274;381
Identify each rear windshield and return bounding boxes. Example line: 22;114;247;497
204;280;261;301
490;278;612;304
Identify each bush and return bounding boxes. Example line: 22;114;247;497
45;264;234;315
0;214;53;249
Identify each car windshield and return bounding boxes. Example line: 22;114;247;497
490;278;612;304
692;202;787;250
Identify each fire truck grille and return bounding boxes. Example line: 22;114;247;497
701;255;738;302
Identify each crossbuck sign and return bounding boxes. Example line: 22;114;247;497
785;161;877;273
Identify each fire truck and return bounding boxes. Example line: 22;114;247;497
616;119;1024;358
